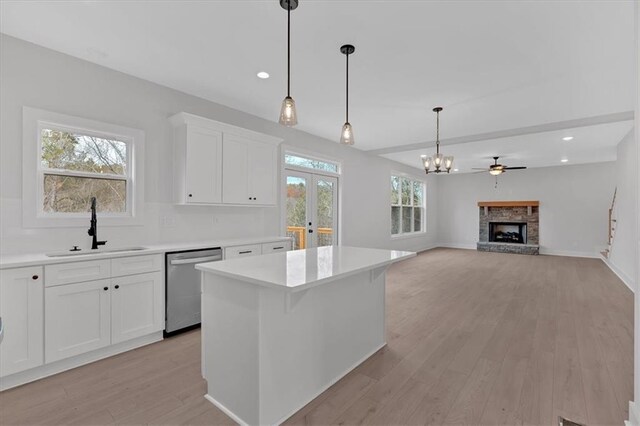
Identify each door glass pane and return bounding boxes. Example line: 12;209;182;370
316;179;335;247
286;176;307;250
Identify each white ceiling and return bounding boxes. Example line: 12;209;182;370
0;0;635;169
382;120;634;173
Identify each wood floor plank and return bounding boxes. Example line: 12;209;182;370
0;249;631;426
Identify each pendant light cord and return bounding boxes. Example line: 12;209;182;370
346;52;349;123
287;2;291;97
436;109;440;155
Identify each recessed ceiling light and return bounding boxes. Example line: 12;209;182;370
453;168;459;172
562;136;573;141
257;71;270;79
561;158;569;163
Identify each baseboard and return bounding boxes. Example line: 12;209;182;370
435;243;476;250
627;401;639;426
538;248;600;258
601;255;636;293
203;342;387;426
0;331;163;391
204;394;250;426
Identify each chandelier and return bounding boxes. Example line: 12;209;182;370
420;107;453;174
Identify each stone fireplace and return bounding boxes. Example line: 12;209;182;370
477;201;539;255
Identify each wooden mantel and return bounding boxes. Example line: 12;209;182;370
477;201;539;207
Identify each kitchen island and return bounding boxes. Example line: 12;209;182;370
196;245;415;426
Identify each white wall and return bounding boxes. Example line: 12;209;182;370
633;0;640;421
435;163;616;257
608;130;638;291
0;34;438;255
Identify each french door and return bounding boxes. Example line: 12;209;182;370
285;171;338;250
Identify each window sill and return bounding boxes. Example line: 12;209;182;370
391;232;427;240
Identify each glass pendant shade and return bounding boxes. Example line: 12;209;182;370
421;155;432;172
340;122;354;145
279;96;298;127
433;153;444;169
489;168;502;176
444;156;454;171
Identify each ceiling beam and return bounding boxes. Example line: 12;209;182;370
367;111;635;156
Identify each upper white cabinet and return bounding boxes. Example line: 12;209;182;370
0;267;44;377
170;113;282;206
222;133;278;205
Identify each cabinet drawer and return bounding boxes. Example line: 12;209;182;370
111;254;162;277
225;244;262;259
45;260;110;287
261;240;291;254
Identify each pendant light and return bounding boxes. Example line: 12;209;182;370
278;0;299;126
420;107;453;174
340;44;355;145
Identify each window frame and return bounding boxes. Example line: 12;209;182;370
23;107;145;228
391;172;426;238
282;149;341;178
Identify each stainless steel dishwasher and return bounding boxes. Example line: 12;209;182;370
165;247;222;334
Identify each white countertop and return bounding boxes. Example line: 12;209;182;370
195;246;416;291
0;236;291;269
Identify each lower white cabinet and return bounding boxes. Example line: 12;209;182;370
225;244;262;259
44;258;163;364
0;266;44;377
111;271;163;344
45;279;111;363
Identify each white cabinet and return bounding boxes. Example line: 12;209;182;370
0;267;44;377
222;133;278;205
111;271;164;344
170;112;281;206
261;240;292;254
171;114;223;204
225;244;262;259
45;279;111;363
44;254;164;363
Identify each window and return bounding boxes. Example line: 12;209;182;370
23;107;145;227
284;153;339;174
391;175;425;236
40;127;130;214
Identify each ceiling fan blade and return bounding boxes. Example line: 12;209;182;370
503;166;527;170
471;170;488;174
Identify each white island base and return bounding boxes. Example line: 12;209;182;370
197;246;415;426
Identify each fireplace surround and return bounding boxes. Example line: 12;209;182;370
477;201;539;255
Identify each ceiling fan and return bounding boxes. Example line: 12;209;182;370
472;156;527;175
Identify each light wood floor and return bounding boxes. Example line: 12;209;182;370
0;249;633;426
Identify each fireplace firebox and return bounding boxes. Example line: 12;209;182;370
489;222;527;244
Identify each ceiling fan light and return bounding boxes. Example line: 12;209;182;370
489;168;502;176
340;122;354;145
279;96;298;126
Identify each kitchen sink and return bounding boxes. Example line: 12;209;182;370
45;246;149;257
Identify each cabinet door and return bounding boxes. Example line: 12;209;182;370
45;279;111;363
248;141;277;205
111;271;164;344
185;126;223;204
222;133;250;204
0;267;44;377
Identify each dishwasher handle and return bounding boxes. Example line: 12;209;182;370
170;255;222;265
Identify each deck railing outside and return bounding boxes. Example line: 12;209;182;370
286;226;333;250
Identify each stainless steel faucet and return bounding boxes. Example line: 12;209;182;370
88;197;107;250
